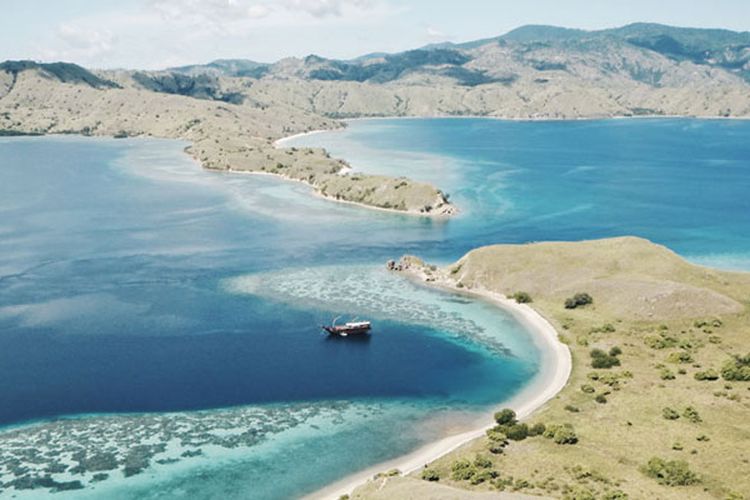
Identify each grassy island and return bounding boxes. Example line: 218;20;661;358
352;237;750;500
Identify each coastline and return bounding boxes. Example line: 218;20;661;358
307;280;572;500
213;167;456;218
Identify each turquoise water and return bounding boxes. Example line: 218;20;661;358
0;135;537;498
288;118;750;270
1;117;748;498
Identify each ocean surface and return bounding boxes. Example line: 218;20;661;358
0;118;748;498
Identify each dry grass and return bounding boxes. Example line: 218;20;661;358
355;237;750;500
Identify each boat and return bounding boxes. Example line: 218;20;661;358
321;317;372;337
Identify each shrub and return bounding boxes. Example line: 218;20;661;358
511;291;532;304
470;469;498;485
421;468;440;481
721;353;750;381
694;369;719;381
609;346;622;356
645;333;678;349
660;368;676;380
450;459;476;481
595;394;608;404
529;423;546;436
564;404;580;413
565;293;593;309
580;384;596;394
486;428;508;444
553;426;578;445
544;424;578;444
642;457;699;486
682;406;702;423
473;455;493;469
662;407;680;420
505;423;529;441
590;348;621;369
494;409;517;426
487;441;505;454
667;351;693;364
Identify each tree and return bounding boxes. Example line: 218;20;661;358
494;409;517;426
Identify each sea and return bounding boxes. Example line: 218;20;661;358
0;118;748;498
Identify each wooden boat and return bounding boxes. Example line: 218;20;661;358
321;317;372;337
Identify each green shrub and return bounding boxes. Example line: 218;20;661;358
529;423;546;436
565;292;593;309
721;353;750;381
667;351;693;364
662;407;680;420
473;455;493;469
580;384;596;394
512;291;532;304
487;441;505;454
470;469;497;485
642;457;699;486
609;346;622;356
694;369;719;381
595;394;608;404
505;423;529;441
486;427;508;444
494;408;517;426
590;348;621;369
660;368;676;380
645;333;678;349
450;459;476;481
682;406;702;423
421;468;440;481
564;404;580;413
544;424;578;444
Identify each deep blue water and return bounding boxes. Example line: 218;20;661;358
1;117;749;498
0;137;531;427
290;118;750;268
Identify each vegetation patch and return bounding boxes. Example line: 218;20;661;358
565;292;594;309
641;457;699;486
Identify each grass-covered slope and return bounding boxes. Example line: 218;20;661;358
357;237;750;499
0;65;454;216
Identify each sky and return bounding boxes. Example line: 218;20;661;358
2;0;750;70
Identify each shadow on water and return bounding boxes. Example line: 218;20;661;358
323;332;373;344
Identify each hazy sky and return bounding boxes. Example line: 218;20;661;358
2;0;750;69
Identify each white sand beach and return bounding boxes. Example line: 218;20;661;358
307;283;572;500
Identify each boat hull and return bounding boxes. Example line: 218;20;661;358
322;325;371;336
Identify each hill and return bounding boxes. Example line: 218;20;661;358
364;237;750;499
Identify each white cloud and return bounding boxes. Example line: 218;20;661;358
42;23;117;64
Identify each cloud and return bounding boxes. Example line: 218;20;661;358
54;23;116;60
147;0;377;25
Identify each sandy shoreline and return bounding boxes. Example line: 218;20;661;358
306;282;572;500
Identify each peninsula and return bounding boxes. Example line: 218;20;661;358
348;237;750;499
3;23;750;215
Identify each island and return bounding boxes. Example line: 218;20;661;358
344;237;750;499
3;24;750;216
